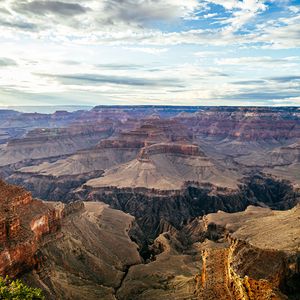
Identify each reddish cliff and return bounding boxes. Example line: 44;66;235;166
0;180;74;278
176;108;300;141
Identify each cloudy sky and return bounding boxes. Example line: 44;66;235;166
0;0;300;107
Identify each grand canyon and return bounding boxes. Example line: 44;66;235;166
0;106;299;299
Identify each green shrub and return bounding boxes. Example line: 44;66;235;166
0;276;45;300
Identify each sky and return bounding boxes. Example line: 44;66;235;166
0;0;299;107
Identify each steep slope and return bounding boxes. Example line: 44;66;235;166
115;205;300;300
1;180;299;300
23;202;142;300
194;205;300;299
2;106;300;203
0;180;62;277
0;180;142;300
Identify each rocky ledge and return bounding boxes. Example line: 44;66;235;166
194;205;300;299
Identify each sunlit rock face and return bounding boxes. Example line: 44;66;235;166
0;180;62;277
2;106;300;197
192;205;300;300
0;106;299;299
0;180;299;299
0;180;142;300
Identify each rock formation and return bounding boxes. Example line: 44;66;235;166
1;176;299;300
0;180;142;299
0;106;300;299
0;180;62;277
0;121;114;167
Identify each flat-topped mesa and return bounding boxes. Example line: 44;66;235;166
137;143;204;162
112;119;190;145
105;119;190;147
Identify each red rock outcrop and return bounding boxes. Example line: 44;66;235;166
0;180;83;278
137;143;203;162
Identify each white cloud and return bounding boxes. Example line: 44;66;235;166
123;47;169;55
0;0;299;106
256;15;300;49
216;56;300;66
203;13;218;19
211;0;267;32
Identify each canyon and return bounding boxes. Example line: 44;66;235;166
0;106;300;299
0;180;299;299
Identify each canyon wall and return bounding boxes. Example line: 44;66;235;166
0;180;84;278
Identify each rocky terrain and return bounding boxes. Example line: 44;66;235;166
0;180;141;299
0;180;299;299
0;106;300;299
116;204;300;300
86;143;238;190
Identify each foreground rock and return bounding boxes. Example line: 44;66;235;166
0;180;141;300
194;205;300;300
117;205;300;299
1;180;299;299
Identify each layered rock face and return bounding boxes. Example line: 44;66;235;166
23;202;142;300
0;180;142;300
0;106;300;300
0;121;114;167
76;174;299;244
176;107;300;141
0;180;299;300
193;205;300;300
0;180;62;277
137;143;203;160
86;142;238;190
112;205;300;300
2;106;300;197
6;138;144;201
16;139;144;178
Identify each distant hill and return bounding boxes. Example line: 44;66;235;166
0;105;92;114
